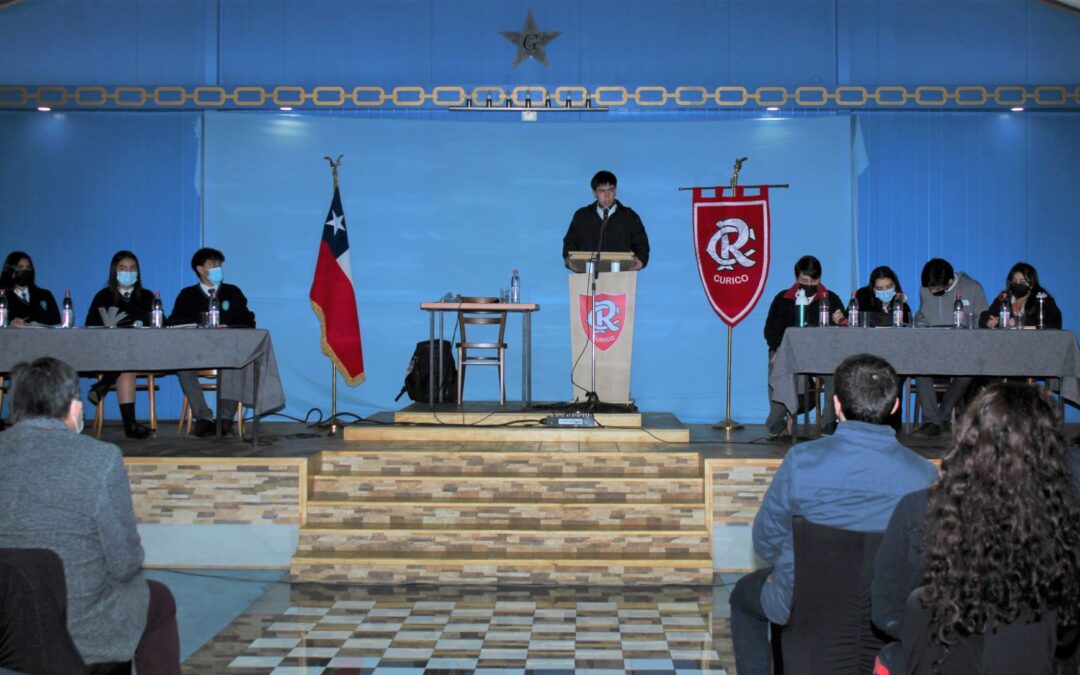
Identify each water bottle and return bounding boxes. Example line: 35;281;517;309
891;296;905;327
61;290;74;328
998;292;1010;329
818;296;830;326
509;269;521;304
1037;293;1046;329
208;288;220;328
846;293;859;328
0;289;7;328
952;293;964;329
151;291;164;328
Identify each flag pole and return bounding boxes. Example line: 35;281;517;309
324;154;343;436
712;158;749;431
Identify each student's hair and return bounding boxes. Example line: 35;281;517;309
191;247;225;272
106;249;144;302
1;251;33;290
922;382;1080;648
590;170;617;191
833;353;899;424
1005;261;1044;295
793;255;822;280
9;357;81;423
868;265;904;295
921;258;954;289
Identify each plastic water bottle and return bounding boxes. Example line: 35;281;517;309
151;291;164;328
818;296;830;326
509;269;521;304
952;293;964;329
0;289;7;328
847;293;859;328
891;296;905;327
998;292;1010;329
61;290;74;328
208;288;220;328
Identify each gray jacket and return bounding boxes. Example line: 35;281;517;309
913;272;989;327
0;417;148;665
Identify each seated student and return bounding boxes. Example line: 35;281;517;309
854;265;912;327
763;255;847;436
85;250;154;439
168;248;255;437
0;357;180;674
979;261;1062;329
730;353;938;675
871;383;1080;673
912;258;989;436
0;251;60;326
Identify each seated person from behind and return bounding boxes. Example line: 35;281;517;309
871;382;1080;673
85;250;155;439
978;261;1062;329
763;254;847;436
168;247;255;437
911;258;989;437
0;357;180;674
729;353;938;675
0;251;60;326
854;265;912;327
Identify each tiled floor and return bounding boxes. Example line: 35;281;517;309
181;580;737;675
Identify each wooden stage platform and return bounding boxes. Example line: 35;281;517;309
109;406;970;585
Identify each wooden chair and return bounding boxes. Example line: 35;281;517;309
456;297;508;405
177;369;244;436
904;377;954;433
92;373;157;438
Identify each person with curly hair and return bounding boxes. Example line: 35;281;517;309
871;382;1080;673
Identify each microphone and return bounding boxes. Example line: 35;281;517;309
593;206;611;280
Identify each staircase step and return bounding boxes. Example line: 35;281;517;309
304;500;707;530
317;450;702;478
309;475;704;503
297;527;711;556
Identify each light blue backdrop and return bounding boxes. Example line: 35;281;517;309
203;113;855;423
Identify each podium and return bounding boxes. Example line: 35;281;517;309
566;252;637;404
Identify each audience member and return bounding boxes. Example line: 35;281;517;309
0;357;180;673
730;353;938;675
763;255;847;436
872;382;1080;673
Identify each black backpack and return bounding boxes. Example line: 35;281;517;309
395;339;458;403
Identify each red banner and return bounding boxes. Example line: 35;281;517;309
692;186;771;327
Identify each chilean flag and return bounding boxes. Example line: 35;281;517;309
310;186;365;385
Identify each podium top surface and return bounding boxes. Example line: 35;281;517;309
420;301;540;312
566;251;636;261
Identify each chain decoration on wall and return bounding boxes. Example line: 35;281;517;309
2;84;1078;110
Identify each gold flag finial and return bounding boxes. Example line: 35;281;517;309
730;156;747;190
324;155;343;189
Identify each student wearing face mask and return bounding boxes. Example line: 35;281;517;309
978;262;1061;329
763;255;847;437
0;251;61;326
854;266;912;327
168;248;256;437
85;250;154;439
911;258;989;436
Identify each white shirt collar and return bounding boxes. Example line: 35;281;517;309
596;202;617;219
200;282;219;295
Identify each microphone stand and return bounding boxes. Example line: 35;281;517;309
584;206;610;409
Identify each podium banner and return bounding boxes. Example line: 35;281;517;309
692;186;771;327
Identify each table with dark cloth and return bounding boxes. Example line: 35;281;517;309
0;327;286;443
770;327;1080;433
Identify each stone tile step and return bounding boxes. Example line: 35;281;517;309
316;450;702;478
304;500;708;530
296;528;711;556
289;555;714;586
309;475;704;503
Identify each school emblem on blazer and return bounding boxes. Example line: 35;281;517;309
578;293;626;352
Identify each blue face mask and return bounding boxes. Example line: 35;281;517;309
875;288;896;303
207;267;223;285
116;271;138;287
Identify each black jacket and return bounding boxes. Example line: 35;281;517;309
763;283;846;352
84;287;152;327
1;285;60;325
167;283;255;328
562;199;650;268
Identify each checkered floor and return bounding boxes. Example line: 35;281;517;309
183;584;733;675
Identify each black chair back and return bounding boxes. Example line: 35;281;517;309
781;517;887;674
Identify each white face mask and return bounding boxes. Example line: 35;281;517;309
74;415;84;435
69;400;84;434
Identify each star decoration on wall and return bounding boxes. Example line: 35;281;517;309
500;9;560;68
